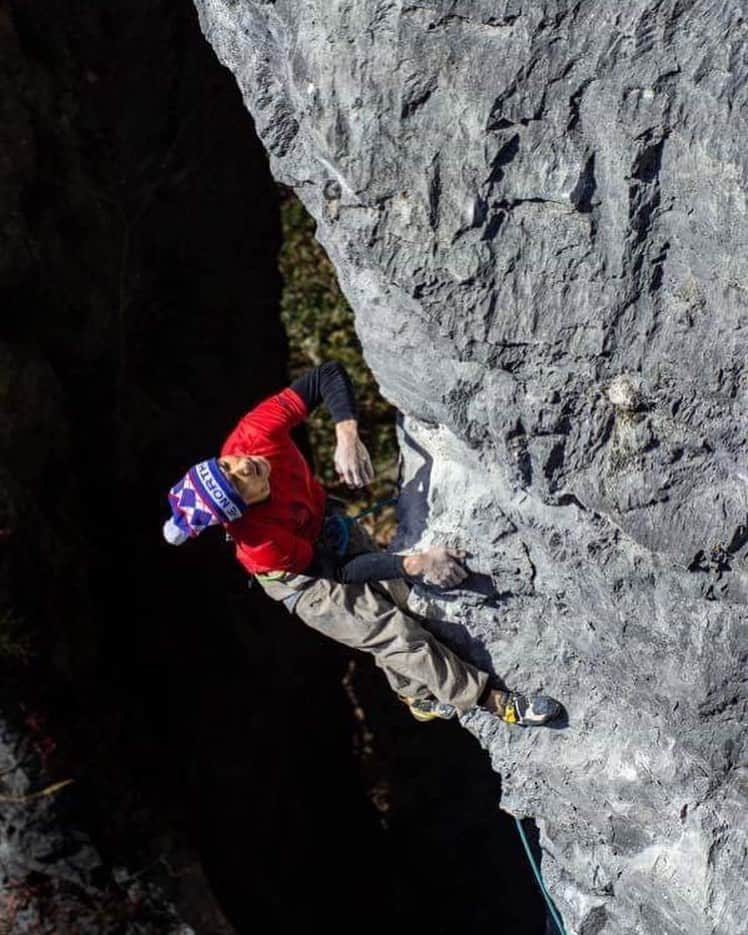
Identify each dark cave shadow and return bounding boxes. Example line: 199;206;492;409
201;589;552;935
342;652;552;935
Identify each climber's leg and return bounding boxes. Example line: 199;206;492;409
257;571;487;713
293;576;488;713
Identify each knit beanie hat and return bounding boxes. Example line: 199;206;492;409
163;458;247;546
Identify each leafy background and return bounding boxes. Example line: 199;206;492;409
278;187;399;543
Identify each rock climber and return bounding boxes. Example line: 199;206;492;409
162;360;560;726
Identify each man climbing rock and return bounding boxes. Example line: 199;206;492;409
163;361;560;727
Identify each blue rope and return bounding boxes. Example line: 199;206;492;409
514;817;568;935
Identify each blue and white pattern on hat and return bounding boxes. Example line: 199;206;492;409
167;458;247;542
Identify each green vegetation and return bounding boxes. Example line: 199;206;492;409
278;188;399;542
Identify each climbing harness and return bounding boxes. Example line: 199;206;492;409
322;451;403;557
514;817;568;935
323;495;399;558
251;493;399;592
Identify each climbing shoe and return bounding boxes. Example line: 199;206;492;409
401;696;457;722
481;688;561;726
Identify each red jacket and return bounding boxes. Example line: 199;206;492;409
220;387;327;575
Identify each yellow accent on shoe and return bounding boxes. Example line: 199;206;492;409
255;570;288;583
402;697;440;723
502;699;519;724
486;688;519;724
410;707;440;722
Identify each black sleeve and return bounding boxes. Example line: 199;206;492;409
290;361;358;423
304;546;406;584
336;552;406;584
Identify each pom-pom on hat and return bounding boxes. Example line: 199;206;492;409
163;458;247;546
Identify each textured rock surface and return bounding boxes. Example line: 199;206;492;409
194;3;747;933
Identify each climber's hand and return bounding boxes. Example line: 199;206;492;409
404;546;469;589
334;420;375;489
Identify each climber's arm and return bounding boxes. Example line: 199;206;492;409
231;361;360;444
306;545;468;587
291;361;374;488
290;360;358;422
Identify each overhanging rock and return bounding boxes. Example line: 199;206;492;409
192;2;747;932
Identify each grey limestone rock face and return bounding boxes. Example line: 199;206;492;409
193;2;747;933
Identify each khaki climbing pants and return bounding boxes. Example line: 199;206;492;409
256;505;488;714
